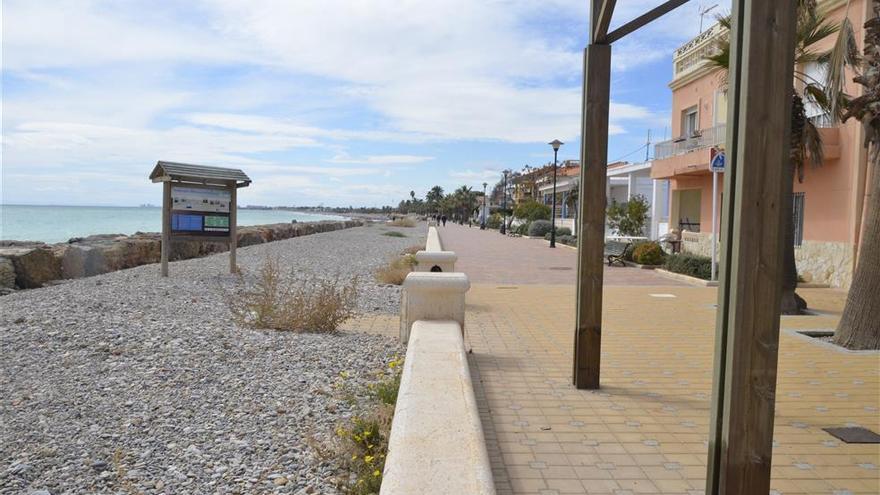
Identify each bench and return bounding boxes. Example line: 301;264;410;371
604;241;631;266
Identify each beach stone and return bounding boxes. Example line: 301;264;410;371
0;246;62;288
0;257;15;288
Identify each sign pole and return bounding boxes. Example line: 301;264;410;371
161;181;171;277
711;169;718;281
229;184;237;274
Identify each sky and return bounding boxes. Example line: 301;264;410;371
1;1;718;208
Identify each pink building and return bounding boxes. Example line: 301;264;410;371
650;0;874;288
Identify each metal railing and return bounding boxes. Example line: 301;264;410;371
654;123;726;160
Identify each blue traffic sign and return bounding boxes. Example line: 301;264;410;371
710;150;725;172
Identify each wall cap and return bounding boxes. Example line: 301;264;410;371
403;272;470;292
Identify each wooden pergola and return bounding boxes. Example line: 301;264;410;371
574;1;797;493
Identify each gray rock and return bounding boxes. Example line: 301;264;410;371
0;256;15;288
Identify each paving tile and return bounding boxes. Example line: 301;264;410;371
407;225;880;494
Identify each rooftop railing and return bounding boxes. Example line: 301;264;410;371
654;123;726;161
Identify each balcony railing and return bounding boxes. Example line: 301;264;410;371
654;123;726;161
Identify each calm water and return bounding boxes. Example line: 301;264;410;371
0;205;348;243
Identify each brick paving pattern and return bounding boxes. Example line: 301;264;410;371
347;225;880;494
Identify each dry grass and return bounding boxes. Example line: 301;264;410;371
227;256;358;332
374;254;417;285
401;244;424;255
389;217;416;228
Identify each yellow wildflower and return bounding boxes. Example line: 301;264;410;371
364;455;374;463
373;470;381;477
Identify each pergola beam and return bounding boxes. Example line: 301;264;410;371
605;0;690;44
706;0;797;492
591;0;617;43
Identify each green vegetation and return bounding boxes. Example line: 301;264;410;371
486;213;503;230
527;220;552;238
227;257;358;332
606;194;649;237
513;200;551;222
632;242;665;266
663;253;713;280
544;227;571;240
514;222;531;236
332;357;403;494
558;234;577;247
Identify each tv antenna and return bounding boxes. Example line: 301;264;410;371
699;3;718;33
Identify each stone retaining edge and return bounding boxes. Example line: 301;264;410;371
0;219;364;292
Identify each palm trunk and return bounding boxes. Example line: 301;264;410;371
835;161;880;349
780;161;807;315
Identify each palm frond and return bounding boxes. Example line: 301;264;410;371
803;120;824;169
826;5;860;122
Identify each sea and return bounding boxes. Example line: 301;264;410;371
0;205;348;243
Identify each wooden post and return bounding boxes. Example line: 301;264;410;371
706;0;797;493
161;181;171;277
229;184;237;274
573;42;611;389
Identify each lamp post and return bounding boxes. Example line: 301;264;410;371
548;140;563;248
481;182;488;229
500;170;509;235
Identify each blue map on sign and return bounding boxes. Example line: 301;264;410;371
172;213;203;231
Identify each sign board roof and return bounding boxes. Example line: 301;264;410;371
149;161;251;187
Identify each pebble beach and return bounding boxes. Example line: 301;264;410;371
0;223;424;494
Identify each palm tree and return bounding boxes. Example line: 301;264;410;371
706;3;855;314
832;2;880;349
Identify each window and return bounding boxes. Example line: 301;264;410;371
682;106;699;137
793;193;805;247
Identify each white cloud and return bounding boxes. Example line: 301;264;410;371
327;153;434;165
449;169;503;181
1;0;699;206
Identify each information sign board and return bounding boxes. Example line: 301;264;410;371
170;186;231;236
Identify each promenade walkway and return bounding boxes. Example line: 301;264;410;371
434;223;683;286
350;224;879;494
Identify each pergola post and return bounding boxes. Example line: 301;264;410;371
574;0;613;389
706;0;797;493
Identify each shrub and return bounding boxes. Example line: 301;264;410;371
544;226;572;240
382;231;406;238
375;254;416;285
513;200;551;222
389;217;416;227
607;194;650;236
632;242;665;265
227;257;358;332
486;213;502;229
663;253;713;280
528;220;553;237
401;244;424;255
558;234;577;246
515;222;531;235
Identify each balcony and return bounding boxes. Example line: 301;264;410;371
654;123;726;161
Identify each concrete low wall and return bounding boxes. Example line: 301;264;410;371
381;320;495;495
415;226;457;272
426;226;443;251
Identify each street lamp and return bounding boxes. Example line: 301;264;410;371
548;140;563;248
481;182;488;229
500;170;510;235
